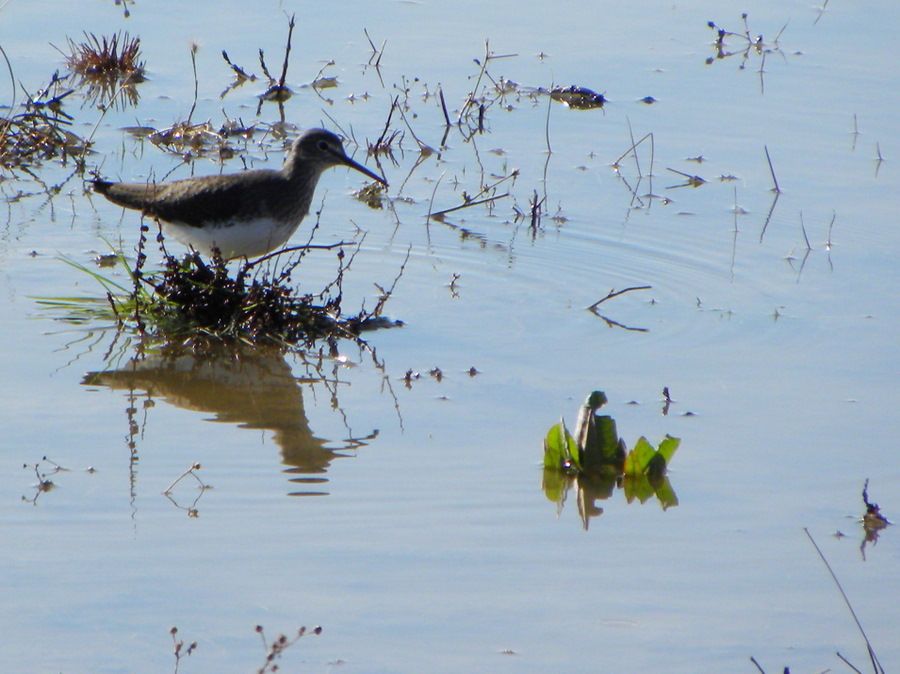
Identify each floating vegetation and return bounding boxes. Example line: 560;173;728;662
255;624;323;674
47;223;405;350
355;180;387;209
214;15;302;113
148;119;230;156
861;479;890;532
119;113;259;158
0;66;87;172
111;0;135;19
259;40;295;103
859;479;891;559
168;623;322;674
587;285;652;332
21;456;63;505
550;85;606;110
163;462;210;518
20;455;95;506
666;166;707;189
455;41;519;139
169;627;198;673
705;13;788;72
221;49;257;85
138;250;344;344
61;31;145;110
64;31;144;81
542;391;680;528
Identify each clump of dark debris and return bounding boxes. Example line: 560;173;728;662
110;224;406;349
62;31;145;109
0;72;87;171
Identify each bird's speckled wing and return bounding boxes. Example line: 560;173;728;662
94;170;291;228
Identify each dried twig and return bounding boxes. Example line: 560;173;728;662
187;43;199;125
222;50;255;81
799;211;812;250
764;145;780;193
163;462;205;495
242;241;351;272
368;244;411;319
803;527;884;674
438;86;451;127
170;627;197;674
588;285;652;311
278;14;295;89
428;193;509;220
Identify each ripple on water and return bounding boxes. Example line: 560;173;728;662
404;207;792;348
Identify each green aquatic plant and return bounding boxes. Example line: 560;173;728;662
621;435;680;508
543;391;626;474
624;434;680;478
542;390;681;526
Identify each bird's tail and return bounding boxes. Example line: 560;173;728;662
90;179;157;212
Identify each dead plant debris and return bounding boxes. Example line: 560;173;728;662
74;215;406;351
62;31;145;110
861;478;890;533
0;71;88;172
706;13;788;69
64;31;144;78
550;85;606;110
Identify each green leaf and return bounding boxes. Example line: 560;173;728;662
543;419;580;470
624;436;655;475
577;410;623;470
597;416;624;462
543;423;565;469
646;453;668;480
654;477;679;510
622;473;655;503
541;467;570;503
624;435;680;477
577;470;618;501
657;435;680;464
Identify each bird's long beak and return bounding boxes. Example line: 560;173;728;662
342;154;388;186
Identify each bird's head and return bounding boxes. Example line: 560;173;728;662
286;129;386;185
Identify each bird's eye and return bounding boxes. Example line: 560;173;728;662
317;140;329;151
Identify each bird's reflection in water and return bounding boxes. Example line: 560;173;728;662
83;343;375;496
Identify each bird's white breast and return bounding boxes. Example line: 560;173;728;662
164;217;300;259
